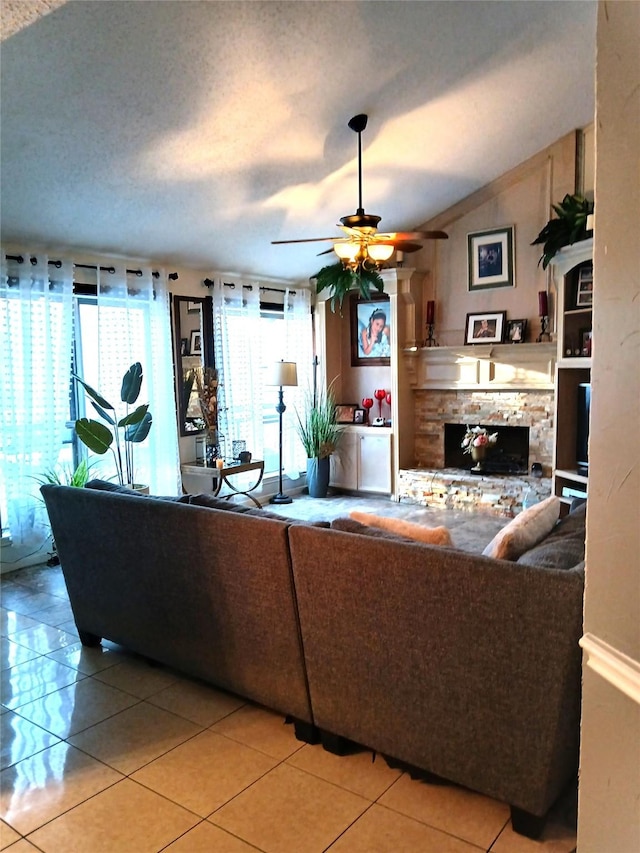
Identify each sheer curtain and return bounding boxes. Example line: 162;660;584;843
212;279;265;461
81;264;180;494
0;252;74;545
281;287;313;479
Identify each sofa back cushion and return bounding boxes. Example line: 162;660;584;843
517;502;586;570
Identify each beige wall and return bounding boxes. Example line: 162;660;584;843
409;132;581;346
577;2;640;851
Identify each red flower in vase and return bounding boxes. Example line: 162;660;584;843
374;389;386;419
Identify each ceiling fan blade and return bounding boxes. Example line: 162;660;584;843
316;247;336;257
271;237;339;245
389;241;423;253
381;230;448;241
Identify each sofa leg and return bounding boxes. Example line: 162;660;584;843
78;630;101;647
291;719;320;745
320;730;356;756
510;806;546;839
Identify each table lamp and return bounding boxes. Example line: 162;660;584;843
266;360;298;504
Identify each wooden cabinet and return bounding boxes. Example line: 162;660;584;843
330;427;392;494
550;239;593;513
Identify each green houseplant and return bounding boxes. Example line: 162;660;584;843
295;381;343;498
531;193;594;269
34;459;92;565
313;262;384;313
73;362;153;488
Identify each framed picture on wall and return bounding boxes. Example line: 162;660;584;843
467;226;515;291
350;293;391;366
464;311;506;344
190;329;202;356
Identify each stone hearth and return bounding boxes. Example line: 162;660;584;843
398;468;552;517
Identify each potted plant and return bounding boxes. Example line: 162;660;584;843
313;262;384;313
73;362;152;490
531;193;594;269
34;459;92;565
295;381;343;498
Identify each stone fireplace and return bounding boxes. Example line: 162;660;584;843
444;423;530;474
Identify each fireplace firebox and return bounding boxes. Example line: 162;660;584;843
444;423;529;475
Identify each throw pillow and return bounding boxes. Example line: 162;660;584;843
517;502;586;570
482;495;560;561
349;511;453;546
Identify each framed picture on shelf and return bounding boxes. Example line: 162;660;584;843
506;318;527;343
580;328;593;357
353;408;366;425
350;293;391;366
464;311;506;345
335;404;358;424
189;329;202;356
576;265;593;307
467;226;515;291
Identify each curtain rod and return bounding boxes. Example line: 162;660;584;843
4;254;178;280
203;278;296;295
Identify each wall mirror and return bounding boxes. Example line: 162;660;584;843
172;295;214;436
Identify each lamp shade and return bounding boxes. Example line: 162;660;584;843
334;241;360;261
266;360;298;387
367;243;394;262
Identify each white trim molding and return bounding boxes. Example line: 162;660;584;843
580;632;640;706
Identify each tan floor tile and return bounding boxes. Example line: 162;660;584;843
490;819;577;852
6;624;76;656
166;820;259;851
379;774;510;849
213;763;369;853
1;658;84;711
147;678;245;726
329;802;484;852
1;741;122;836
1;711;60;769
211;703;302;760
287;743;401;801
27;602;74;628
2;839;43;852
1;592;65;618
0;818;21;849
0;610;42;637
68;700;202;774
14;677;139;738
93;656;179;698
1;641;40;671
132;729;276;816
46;641;126;675
27;778;199;853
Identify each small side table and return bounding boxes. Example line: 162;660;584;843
181;460;265;508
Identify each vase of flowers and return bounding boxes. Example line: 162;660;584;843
193;367;219;465
461;425;498;472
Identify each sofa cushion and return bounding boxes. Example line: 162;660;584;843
85;479;189;502
189;494;251;512
349;511;453;546
517;502;586;570
482;495;560;561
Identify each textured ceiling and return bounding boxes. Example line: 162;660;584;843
1;1;597;281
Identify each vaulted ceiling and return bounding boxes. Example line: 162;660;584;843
1;1;597;281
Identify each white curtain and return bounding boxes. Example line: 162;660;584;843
281;287;313;479
0;252;74;546
80;264;180;495
212;279;264;462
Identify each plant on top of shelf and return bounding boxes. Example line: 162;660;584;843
313;262;384;313
73;362;152;487
531;193;594;269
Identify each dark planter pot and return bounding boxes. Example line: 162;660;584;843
307;457;330;498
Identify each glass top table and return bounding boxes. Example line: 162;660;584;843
180;459;265;508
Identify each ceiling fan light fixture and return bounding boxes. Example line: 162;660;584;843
367;243;394;262
334;241;360;261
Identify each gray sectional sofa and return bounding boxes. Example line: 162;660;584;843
41;480;586;839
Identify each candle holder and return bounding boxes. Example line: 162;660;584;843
536;315;551;343
424;323;439;347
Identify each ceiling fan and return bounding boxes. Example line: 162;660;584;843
272;114;448;270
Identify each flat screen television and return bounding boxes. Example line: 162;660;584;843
576;383;591;476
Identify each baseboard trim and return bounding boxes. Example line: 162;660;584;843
580;632;640;706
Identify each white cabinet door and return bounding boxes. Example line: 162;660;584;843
330;431;358;489
358;432;392;493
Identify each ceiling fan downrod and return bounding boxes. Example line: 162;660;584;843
340;114;381;232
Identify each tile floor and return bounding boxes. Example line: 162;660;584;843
1;494;577;852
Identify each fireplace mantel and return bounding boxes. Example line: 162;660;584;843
403;342;556;391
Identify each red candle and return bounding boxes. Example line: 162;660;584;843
426;300;435;325
538;290;548;317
